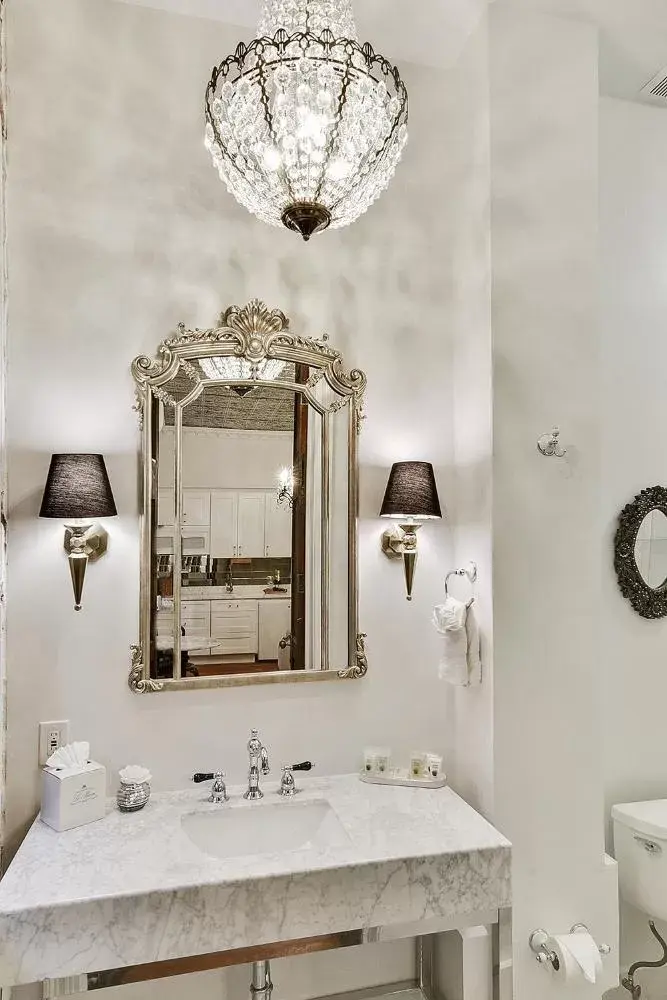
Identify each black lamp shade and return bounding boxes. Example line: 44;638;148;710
39;454;117;520
380;462;442;520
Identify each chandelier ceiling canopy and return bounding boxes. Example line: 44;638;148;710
204;0;408;240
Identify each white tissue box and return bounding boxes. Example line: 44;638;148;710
41;761;107;832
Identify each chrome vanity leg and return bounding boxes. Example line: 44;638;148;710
492;907;513;1000
250;960;273;1000
417;935;436;1000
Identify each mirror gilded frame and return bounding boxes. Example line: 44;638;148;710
129;299;367;692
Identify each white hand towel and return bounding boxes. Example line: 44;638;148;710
465;601;481;685
433;596;481;686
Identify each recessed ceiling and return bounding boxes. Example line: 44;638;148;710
164;379;296;432
111;0;667;103
501;0;667;102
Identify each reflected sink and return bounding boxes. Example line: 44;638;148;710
182;799;350;859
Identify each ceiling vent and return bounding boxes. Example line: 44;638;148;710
640;67;667;106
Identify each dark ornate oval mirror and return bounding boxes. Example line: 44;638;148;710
614;486;667;618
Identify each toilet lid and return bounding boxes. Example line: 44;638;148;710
613;800;667;840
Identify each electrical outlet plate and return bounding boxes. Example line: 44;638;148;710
38;720;70;766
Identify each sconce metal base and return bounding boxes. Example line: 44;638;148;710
63;523;108;611
64;524;108;561
381;526;406;558
276;485;294;508
380;522;421;601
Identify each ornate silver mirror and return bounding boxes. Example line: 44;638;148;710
130;299;367;692
614;485;667;619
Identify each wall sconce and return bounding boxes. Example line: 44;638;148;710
276;467;294;508
380;461;442;601
39;454;117;611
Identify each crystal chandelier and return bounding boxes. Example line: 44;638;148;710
204;0;408;240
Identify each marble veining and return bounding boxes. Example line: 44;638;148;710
0;775;511;985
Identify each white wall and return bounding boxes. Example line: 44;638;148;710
447;6;494;821
489;6;618;996
5;0;461;994
600;96;667;1000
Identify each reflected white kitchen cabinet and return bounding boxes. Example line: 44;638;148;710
182;489;210;525
211;599;258;657
210;491;238;557
181;601;211;657
258;599;291;661
166;488;292;560
264;492;292;557
237;494;266;558
157;489;174;528
180;526;210;556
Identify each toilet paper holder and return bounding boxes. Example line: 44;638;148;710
529;924;611;970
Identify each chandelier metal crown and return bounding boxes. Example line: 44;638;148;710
204;0;408;240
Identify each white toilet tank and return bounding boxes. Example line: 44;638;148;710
613;799;667;921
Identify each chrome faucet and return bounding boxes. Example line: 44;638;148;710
225;562;234;594
244;729;270;800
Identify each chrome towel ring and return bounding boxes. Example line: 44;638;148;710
444;562;477;597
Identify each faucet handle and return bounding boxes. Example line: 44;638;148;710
192;771;228;804
278;762;314;796
260;745;270;776
278;766;296;797
209;771;228;804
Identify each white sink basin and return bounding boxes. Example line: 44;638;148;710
182;799;349;859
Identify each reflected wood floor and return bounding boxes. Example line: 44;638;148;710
193;659;278;677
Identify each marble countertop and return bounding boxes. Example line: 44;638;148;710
181;586;291;601
0;774;511;986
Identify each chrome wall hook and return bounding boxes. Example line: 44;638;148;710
537;426;566;457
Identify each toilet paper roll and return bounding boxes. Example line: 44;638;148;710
549;932;603;984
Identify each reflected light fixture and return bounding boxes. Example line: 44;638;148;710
277;466;295;507
380;462;442;601
39;454;117;611
199;356;288;396
204;0;408;241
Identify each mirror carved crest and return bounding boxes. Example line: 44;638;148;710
130;299;367;692
614;485;667;619
132;300;366;417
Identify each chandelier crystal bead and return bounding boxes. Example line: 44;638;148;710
204;0;408;240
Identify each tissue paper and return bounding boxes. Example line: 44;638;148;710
45;741;90;770
549;931;603;985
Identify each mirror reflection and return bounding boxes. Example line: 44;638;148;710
153;374;314;679
634;509;667;590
